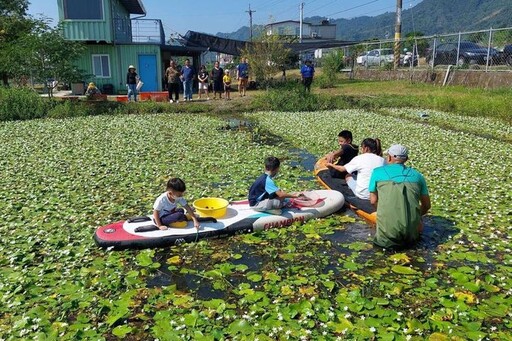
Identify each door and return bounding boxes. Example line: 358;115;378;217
138;54;158;91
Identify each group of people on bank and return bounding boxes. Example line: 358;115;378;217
121;58;317;102
163;58;250;103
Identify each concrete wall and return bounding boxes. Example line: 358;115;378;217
351;69;512;89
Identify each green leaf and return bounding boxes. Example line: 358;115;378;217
112;325;132;338
247;273;263;282
228;319;253;336
391;265;419;275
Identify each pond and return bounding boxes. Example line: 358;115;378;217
0;109;510;340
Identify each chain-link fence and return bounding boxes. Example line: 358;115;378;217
341;26;512;72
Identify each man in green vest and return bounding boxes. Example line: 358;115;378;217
369;144;431;249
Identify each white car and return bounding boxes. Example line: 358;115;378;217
362;48;395;67
356;53;366;65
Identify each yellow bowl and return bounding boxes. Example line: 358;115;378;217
193;197;229;218
169;221;187;228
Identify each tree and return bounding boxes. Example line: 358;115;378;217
0;0;33;85
1;1;86;93
321;49;345;86
240;34;293;83
404;32;428;57
8;19;86;96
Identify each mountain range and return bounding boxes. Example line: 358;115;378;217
217;0;512;42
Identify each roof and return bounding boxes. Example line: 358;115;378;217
119;0;146;15
182;31;358;55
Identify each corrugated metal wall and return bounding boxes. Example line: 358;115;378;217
64;21;113;42
60;0;131;42
74;44;163;93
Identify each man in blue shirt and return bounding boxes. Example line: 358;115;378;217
300;60;315;92
369;144;431;249
236;57;249;97
181;59;195;101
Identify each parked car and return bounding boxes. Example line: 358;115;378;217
425;41;498;66
362;48;395;67
503;44;512;66
356;53;366;65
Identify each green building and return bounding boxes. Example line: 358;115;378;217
58;0;204;94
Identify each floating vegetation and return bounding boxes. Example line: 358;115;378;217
0;109;511;339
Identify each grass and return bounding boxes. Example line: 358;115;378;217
2;70;511;123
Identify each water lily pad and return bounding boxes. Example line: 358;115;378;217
112;325;132;337
391;265;419;275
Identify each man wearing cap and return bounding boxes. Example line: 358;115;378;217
368;144;431;249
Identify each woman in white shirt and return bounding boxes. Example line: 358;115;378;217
326;138;384;200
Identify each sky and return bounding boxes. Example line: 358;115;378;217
28;0;422;38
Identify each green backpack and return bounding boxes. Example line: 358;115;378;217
373;181;421;249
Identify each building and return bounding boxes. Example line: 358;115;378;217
265;20;336;41
58;0;204;94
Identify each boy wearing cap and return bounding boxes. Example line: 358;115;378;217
369;144;431;249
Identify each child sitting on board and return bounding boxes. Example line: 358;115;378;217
248;156;304;212
153;177;200;230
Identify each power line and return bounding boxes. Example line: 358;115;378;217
323;0;381;18
307;0;343;15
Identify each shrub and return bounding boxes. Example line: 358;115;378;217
315;74;335;89
47;100;89;119
0;87;49;121
321;49;344;86
253;86;323;112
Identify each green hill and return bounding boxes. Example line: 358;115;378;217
218;0;512;42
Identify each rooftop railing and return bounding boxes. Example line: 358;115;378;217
114;18;165;45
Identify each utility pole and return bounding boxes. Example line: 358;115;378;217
394;0;403;69
246;4;256;42
299;2;304;43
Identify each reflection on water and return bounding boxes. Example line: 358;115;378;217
289;148;318;172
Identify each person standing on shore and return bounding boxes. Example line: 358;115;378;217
300;60;315;92
236;57;249;97
197;65;210;100
165;60;181;103
211;61;224;100
126;65;139;102
223;69;232;100
181;59;195;101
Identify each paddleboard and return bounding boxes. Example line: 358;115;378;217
314;158;377;226
94;189;344;249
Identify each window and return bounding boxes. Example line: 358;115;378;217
64;0;103;20
92;55;110;78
